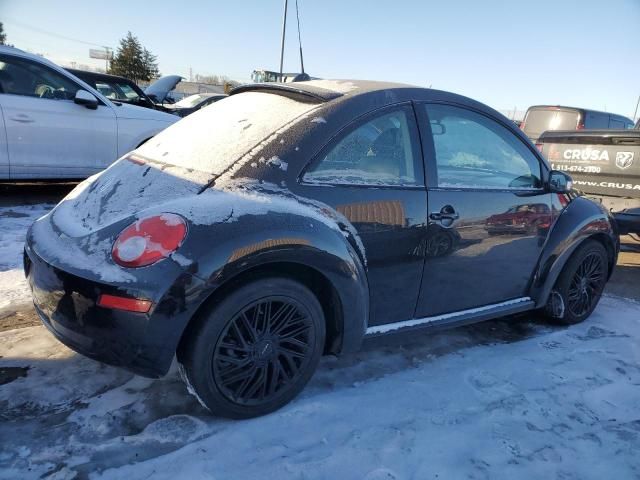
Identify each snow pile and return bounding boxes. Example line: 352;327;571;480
1;296;639;479
0;204;53;313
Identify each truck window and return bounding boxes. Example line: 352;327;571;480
609;118;625;129
584;112;608;129
522;108;579;140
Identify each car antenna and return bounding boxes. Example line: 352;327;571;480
295;0;305;74
279;0;288;82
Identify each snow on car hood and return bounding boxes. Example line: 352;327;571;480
47;168;366;274
134;91;318;176
51;158;212;238
51;90;321;239
143;179;367;267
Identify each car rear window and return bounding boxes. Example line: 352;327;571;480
523;108;579;138
135;91;317;174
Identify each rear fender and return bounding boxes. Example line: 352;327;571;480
529;196;619;307
167;205;370;357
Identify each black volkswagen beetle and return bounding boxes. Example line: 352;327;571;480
25;80;619;418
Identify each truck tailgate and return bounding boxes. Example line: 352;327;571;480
540;130;640;199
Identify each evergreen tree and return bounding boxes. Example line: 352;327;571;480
0;22;8;46
109;32;159;82
142;48;160;80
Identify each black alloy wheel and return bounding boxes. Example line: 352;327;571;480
546;240;608;325
566;252;605;318
213;297;315;406
179;277;325;418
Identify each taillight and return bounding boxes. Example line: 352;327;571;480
112;213;187;268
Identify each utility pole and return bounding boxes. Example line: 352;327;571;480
103;46;111;72
279;0;288;82
634;94;640;122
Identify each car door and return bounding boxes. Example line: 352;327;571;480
0;53;117;179
415;102;553;317
297;104;429;327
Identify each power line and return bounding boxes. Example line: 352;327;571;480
4;19;108;49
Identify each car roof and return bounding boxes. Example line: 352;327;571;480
66;68;136;85
0;46;114;105
526;104;632;121
228;79;530;149
0;45;64;70
231;79;497;114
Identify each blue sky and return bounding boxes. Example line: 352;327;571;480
2;0;639;119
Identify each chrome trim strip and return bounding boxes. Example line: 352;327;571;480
365;297;532;335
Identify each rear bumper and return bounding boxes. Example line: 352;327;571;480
24;242;201;378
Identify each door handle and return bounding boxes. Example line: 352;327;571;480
430;205;459;222
10;114;34;124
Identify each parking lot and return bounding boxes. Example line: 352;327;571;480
1;184;639;479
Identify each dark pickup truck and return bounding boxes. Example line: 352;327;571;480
539;122;640;234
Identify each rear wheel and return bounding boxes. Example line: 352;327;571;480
179;277;325;418
544;240;608;325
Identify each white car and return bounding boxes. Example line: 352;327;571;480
0;46;178;179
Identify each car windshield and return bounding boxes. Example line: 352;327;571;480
95;80;141;102
135;91;317;174
523;108;579;138
173;94;209;108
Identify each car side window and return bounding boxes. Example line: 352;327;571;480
609;118;624;129
96;81;119;99
116;83;141;100
585;113;608;129
425;104;542;189
0;54;80;100
303;107;422;186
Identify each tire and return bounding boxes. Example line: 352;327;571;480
544;240;608;325
179;277;326;419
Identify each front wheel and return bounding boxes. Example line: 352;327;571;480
545;240;608;325
179;277;325;418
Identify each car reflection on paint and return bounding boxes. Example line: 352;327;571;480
425;224;461;257
485;203;552;236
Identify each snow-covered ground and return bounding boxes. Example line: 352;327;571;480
0;296;639;479
1;201;640;479
0;203;54;314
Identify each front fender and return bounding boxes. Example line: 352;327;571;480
529;196;619;307
117;119;173;156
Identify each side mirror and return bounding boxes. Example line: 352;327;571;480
548;170;573;193
74;90;99;110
